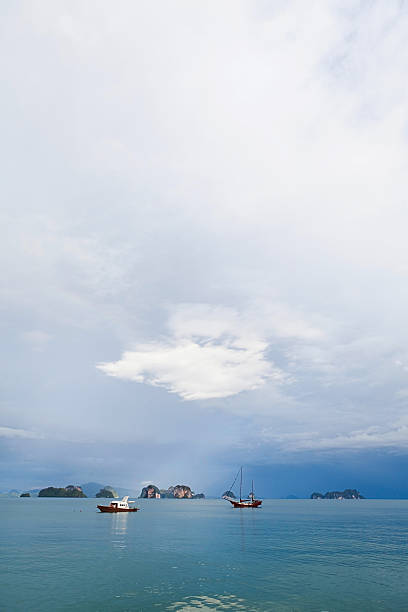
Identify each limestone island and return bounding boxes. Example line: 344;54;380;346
310;488;364;500
38;485;87;498
139;484;205;499
95;487;118;498
221;490;236;499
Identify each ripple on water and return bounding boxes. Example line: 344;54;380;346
164;593;328;611
165;594;258;610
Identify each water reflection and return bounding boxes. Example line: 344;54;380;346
238;508;256;554
166;594;255;610
111;513;129;553
239;511;246;553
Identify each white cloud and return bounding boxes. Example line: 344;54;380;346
98;304;286;400
0;426;44;440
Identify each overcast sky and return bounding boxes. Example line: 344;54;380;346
2;0;408;497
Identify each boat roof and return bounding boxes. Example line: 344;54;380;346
111;496;135;504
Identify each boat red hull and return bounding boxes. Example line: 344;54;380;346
97;505;139;513
229;500;262;508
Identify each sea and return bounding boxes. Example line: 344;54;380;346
2;498;408;611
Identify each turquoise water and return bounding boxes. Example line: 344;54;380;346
2;498;408;611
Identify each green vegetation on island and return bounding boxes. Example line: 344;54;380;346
20;492;30;497
95;487;118;498
310;489;364;499
38;485;87;498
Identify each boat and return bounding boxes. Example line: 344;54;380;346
223;467;262;508
97;495;139;513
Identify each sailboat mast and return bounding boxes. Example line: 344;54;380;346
240;466;242;501
251;479;254;501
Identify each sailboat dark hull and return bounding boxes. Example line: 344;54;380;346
228;499;262;508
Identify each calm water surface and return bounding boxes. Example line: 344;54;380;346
2;498;408;611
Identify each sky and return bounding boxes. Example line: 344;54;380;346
2;0;408;498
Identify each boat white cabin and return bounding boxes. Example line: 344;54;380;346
110;496;134;509
97;495;139;513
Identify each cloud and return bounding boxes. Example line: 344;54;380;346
262;424;408;453
3;1;408;489
0;426;44;440
97;304;286;400
20;330;52;352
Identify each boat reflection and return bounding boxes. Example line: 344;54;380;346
239;511;246;552
239;506;257;554
111;512;129;552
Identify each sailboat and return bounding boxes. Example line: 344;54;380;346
223;467;262;508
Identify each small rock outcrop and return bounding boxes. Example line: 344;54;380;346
222;490;236;499
20;492;30;497
311;489;364;500
105;486;119;498
169;485;193;499
96;487;117;498
165;485;205;499
38;485;87;498
139;484;161;498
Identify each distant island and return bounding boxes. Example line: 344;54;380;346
38;485;87;498
311;488;364;500
95;487;118;498
139;484;205;499
7;481;205;499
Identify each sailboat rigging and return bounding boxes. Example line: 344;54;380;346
223;467;262;508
